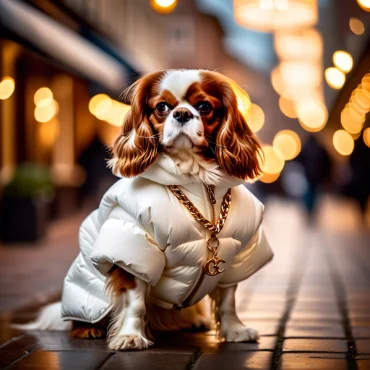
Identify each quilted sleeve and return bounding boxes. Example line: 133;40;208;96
90;218;166;286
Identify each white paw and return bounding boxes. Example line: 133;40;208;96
108;334;153;351
223;326;259;342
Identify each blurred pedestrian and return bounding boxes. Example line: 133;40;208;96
296;135;332;221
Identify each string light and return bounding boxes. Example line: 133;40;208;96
150;0;177;14
34;87;53;107
297;100;328;132
273;130;301;160
333;130;354;156
325;67;346;89
363;128;370;148
349;17;365;35
333;51;353;74
356;0;370;11
0;77;15;100
248;103;265;133
261;145;285;175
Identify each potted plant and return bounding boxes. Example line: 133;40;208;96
0;164;54;243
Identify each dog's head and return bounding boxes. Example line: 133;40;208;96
110;70;262;180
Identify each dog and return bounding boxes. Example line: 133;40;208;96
16;70;273;350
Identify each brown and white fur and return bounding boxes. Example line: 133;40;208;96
16;70;262;350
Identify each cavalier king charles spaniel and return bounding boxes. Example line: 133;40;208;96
17;70;267;351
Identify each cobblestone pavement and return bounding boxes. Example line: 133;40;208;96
0;198;370;369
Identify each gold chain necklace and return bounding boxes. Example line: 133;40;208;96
167;185;232;276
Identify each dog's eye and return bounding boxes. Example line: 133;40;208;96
156;102;170;115
196;102;212;115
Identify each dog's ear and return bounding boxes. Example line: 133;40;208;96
109;72;164;178
215;80;262;180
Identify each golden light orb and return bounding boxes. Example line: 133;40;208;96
34;99;58;123
248;103;265;133
259;171;281;184
363;128;370;148
297;100;328;132
229;80;252;118
325;67;345;89
261;145;285;175
333;51;353;74
95;98;113;120
356;0;370;11
105;101;131;127
333;130;355;156
0;77;15;100
341;107;364;134
362;73;370;91
354;87;370;111
278;96;297;119
273;130;301;160
233;0;319;32
150;0;177;14
274;28;323;61
349;17;365;35
34;87;53;107
89;94;111;116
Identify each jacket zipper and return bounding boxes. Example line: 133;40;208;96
176;183;216;310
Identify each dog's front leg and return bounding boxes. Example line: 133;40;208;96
107;267;153;350
216;285;259;342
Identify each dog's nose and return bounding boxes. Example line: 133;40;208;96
173;108;193;125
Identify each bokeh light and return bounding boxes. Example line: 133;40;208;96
325;67;345;89
248;103;265;133
150;0;177;14
363;128;370;147
279;96;297;119
349;17;365;35
333;129;355;156
0;77;15;100
297;100;328;132
362;73;370;91
274;28;323;61
34;87;53;107
89;94;130;127
34;100;58;123
356;0;370;11
230;80;252;118
273;130;301;161
233;0;318;32
261;145;285;175
333;51;353;74
259;171;281;184
341;107;363;134
89;94;111;115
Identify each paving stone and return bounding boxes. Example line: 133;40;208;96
283;339;348;353
353;327;370;339
285;325;345;339
279;353;347;370
193;351;273;370
289;310;341;321
358;360;370;370
241;320;280;336
8;351;110;370
100;352;192;370
356;339;370;354
0;350;31;368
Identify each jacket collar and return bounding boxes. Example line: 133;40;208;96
139;152;245;198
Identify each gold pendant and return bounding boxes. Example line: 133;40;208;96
203;234;225;276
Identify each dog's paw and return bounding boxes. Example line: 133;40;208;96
108;334;153;351
223;326;259;342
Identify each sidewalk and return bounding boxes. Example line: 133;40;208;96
0;198;370;369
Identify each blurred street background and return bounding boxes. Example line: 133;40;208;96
1;0;370;369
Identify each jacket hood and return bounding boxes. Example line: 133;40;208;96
139;152;246;188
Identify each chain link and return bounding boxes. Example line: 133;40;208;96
167;185;232;235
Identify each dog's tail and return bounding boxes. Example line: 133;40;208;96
12;302;72;331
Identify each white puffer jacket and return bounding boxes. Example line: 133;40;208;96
61;154;273;323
